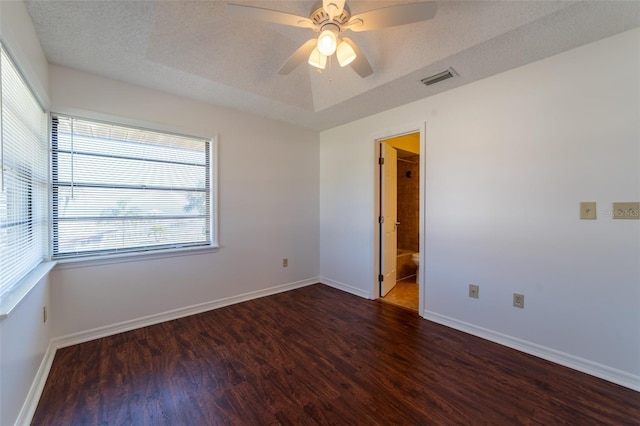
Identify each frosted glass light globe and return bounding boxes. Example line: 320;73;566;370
317;30;337;56
336;40;356;67
308;47;327;70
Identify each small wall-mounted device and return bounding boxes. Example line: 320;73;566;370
612;202;639;220
580;202;596;220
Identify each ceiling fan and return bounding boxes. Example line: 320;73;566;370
227;0;437;78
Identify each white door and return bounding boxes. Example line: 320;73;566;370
380;142;398;296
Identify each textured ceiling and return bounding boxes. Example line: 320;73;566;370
24;0;640;130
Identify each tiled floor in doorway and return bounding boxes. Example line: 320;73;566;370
381;277;418;312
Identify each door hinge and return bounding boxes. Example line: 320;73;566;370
378;274;384;282
378;216;384;224
378;157;384;165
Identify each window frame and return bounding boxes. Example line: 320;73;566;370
49;113;219;264
0;41;49;311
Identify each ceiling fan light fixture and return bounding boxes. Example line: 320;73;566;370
317;29;338;56
308;47;327;70
230;0;439;78
336;40;356;67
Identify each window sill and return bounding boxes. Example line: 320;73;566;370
53;244;220;270
0;261;57;321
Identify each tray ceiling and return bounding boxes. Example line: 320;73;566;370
24;0;640;130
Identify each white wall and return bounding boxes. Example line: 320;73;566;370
0;276;50;426
0;2;52;425
48;65;320;338
0;0;49;106
320;28;640;387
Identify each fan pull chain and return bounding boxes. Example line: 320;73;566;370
328;55;333;83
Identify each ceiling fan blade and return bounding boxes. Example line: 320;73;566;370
341;38;373;78
227;4;316;29
278;39;318;75
347;2;437;32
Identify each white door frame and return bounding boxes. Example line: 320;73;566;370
372;122;426;316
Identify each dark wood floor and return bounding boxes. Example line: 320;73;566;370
33;284;639;425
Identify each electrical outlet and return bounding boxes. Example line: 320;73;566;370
283;258;288;267
513;293;525;309
469;284;479;299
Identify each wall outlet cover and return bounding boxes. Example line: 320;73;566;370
469;284;479;299
513;293;525;309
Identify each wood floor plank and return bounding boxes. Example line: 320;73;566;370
32;284;639;425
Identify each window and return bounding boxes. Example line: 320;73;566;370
51;115;216;259
0;44;48;299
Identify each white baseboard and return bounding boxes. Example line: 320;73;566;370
17;277;319;426
319;276;371;299
424;310;640;392
53;277;319;349
15;341;57;426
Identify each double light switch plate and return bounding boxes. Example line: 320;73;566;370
612;202;640;220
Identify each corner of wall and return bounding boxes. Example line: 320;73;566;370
0;0;50;108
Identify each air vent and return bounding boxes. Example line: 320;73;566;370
421;68;457;86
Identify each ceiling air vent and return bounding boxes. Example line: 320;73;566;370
421;68;457;86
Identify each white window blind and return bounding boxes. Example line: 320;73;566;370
51;115;214;259
0;44;48;299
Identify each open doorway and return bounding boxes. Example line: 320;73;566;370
375;131;423;313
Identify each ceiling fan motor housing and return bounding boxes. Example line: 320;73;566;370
311;6;351;29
